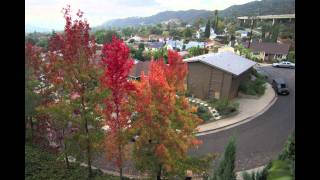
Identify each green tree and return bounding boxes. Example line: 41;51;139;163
271;24;280;42
194;17;205;29
162;31;170;38
95;30;121;44
204;19;211;38
105;30;121;43
287;51;295;62
36;38;49;50
188;46;203;57
138;43;145;50
25;65;42;141
184;28;193;38
41;7;104;177
150;26;162;35
122;27;134;37
215;20;225;35
212;138;236;180
94;30;106;44
213;10;219;30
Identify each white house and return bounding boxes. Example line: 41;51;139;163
197;27;217;40
185;41;205;49
166;39;184;50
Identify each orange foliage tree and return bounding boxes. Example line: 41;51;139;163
131;50;202;179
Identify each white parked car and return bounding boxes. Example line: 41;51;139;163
272;61;295;69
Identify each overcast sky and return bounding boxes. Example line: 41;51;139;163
26;0;255;30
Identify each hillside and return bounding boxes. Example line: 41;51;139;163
100;9;213;28
219;0;295;17
99;0;295;28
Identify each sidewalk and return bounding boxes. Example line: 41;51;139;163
197;83;276;135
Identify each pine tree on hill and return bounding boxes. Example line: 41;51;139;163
204;19;211;38
212;138;236;180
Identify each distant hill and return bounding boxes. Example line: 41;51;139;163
25;24;53;33
98;0;295;28
100;9;213;28
219;0;295;17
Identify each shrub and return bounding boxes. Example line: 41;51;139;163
195;105;212;122
252;69;267;81
165;153;216;179
278;130;295;177
206;97;218;105
214;98;239;116
267;160;293;180
240;77;266;96
185;90;192;97
287;51;295;63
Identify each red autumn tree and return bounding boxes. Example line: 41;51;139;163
38;6;104;177
132;50;202;179
100;36;136;179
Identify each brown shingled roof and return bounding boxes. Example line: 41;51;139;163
242;42;290;55
129;61;150;78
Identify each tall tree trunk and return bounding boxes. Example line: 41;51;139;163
64;152;70;169
25;117;28;140
248;19;255;48
82;96;92;178
119;144;123;180
157;164;162;180
85;113;93;178
115;104;123;180
30;116;34;141
63;135;70;169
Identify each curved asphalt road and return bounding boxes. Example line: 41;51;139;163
189;66;295;171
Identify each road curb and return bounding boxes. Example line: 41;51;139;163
197;90;278;136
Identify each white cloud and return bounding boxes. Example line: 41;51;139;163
26;0;255;30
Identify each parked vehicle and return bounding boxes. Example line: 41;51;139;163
272;78;289;95
272;61;295;68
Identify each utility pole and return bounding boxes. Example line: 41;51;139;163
247;16;255;48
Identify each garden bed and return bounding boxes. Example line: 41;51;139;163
188;97;239;123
